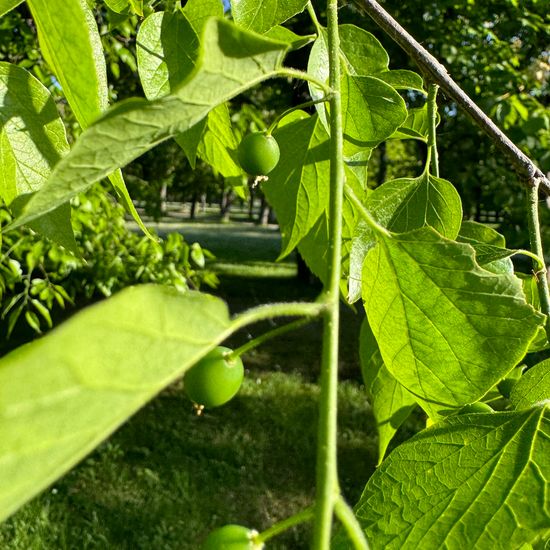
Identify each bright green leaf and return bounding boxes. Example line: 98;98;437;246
0;0;23;18
511;359;550;409
262;111;330;258
373;69;424;92
353;407;550;549
10;18;288;228
349;172;462;303
341;75;407;145
136;10;199;100
389;105;434;142
359;318;416;464
103;0;129;14
338;24;389;75
10;194;79;256
0;285;234;523
182;0;224;32
459;220;506;247
264;26;315;50
0;62;69;203
232;0;308;34
362;227;544;407
27;0;108;128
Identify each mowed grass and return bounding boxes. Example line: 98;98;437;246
0;216;420;549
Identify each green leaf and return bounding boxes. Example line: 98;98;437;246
353;407;550;549
341;75;407;145
362;227;544;407
182;0;224;32
10;194;79;256
373;69;424;92
511;359;550;409
262;111;330;258
103;0;129;14
28;0;152;239
359;318;416;464
349;173;462;303
136;10;200;100
27;0;108;128
232;0;308;34
197;103;243;178
264;26;315;50
0;62;69;203
457;220;514;274
389;106;434;142
10;18;288;228
0;285;234;523
0;0;23;18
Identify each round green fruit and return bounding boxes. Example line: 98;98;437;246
459;402;494;414
184;346;244;408
202;524;262;550
237;132;280;175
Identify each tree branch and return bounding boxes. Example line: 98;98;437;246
358;0;550;196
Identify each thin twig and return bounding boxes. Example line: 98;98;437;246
357;0;550;195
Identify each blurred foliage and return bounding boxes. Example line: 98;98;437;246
0;185;218;341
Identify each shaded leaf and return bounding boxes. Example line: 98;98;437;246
511;359;550;409
0;285;234;522
352;408;550;549
373;69;424;92
264;26;315;50
390;105;434;142
359;318;416;464
232;0;308;34
0;62;69;203
136;10;199;100
362;227;544;406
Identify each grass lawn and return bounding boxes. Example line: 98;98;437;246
0;215;423;549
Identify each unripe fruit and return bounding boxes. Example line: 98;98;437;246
184;346;244;408
237;132;280;176
202;524;262;550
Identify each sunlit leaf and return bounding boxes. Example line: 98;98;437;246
232;0;308;34
362;227;544;406
351;407;550;549
0;285;234;522
511;359;550;409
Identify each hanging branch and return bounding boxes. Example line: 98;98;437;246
358;0;550;196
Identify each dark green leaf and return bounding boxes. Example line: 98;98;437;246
362;227;544;406
0;285;234;522
353;408;550;549
511;360;550;409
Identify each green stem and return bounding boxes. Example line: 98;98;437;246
255;507;315;544
277;68;332;95
230;302;326;334
313;0;344;547
267;97;332;134
307;1;324;35
344;184;391;237
227;318;314;361
427;83;440;177
526;182;550;336
334;496;370;550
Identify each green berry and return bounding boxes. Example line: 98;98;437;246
184;346;244;408
237;132;280;176
202;524;262;549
